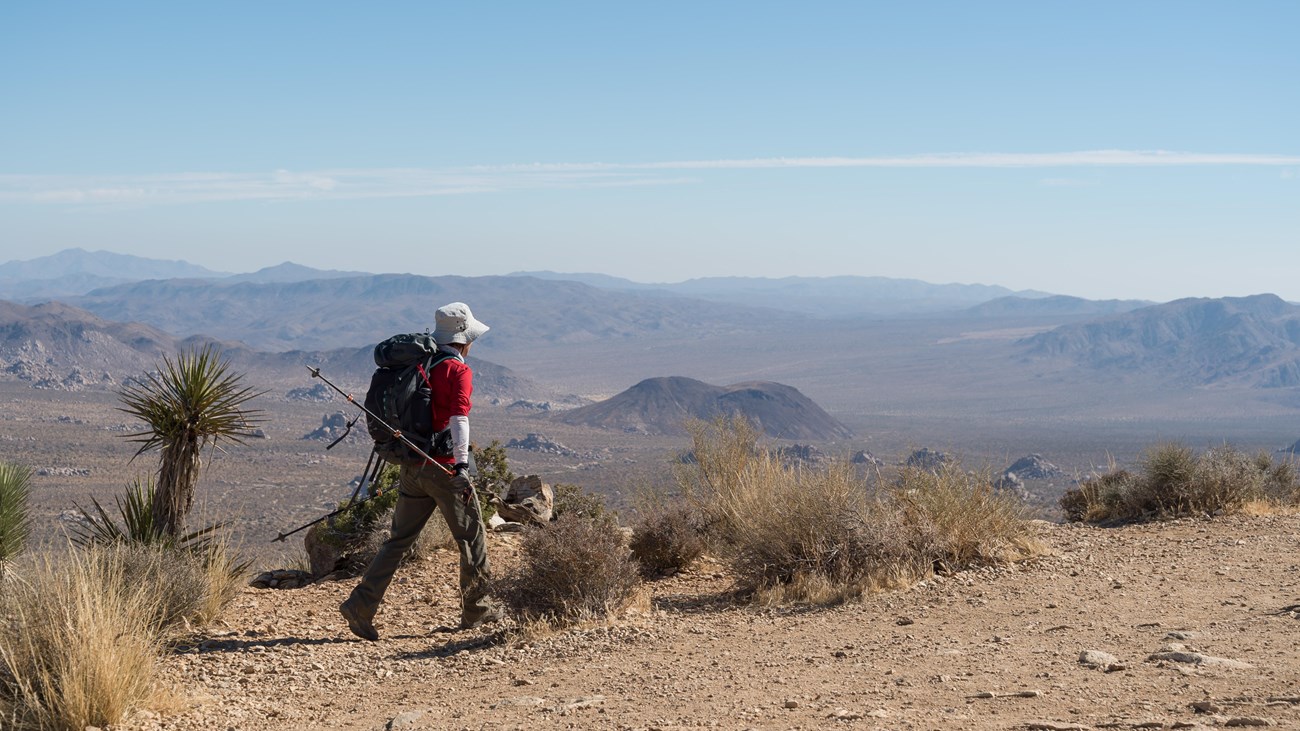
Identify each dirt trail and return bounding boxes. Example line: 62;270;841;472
129;515;1300;731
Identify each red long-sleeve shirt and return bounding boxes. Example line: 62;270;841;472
428;357;472;464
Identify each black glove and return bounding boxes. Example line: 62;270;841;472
451;463;473;505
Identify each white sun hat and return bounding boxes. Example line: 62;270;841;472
432;302;489;345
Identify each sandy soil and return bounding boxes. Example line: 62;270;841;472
112;513;1300;731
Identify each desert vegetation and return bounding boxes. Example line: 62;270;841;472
0;540;244;730
117;344;262;538
675;417;1042;604
0;461;31;575
1061;442;1300;523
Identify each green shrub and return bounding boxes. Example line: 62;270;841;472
0;461;32;572
495;515;640;625
629;501;707;576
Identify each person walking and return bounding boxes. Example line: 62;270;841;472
340;302;501;640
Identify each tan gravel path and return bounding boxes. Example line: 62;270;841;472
126;515;1300;731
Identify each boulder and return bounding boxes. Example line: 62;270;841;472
492;475;554;525
303;411;353;441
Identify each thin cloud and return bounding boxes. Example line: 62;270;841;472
3;150;1298;206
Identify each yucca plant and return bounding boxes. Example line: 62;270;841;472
118;344;263;539
0;460;32;573
68;476;224;552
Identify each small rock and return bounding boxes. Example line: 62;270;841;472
896;616;915;626
1224;719;1273;728
867;709;889;718
1191;701;1222;714
387;710;424;730
1026;723;1088;731
1148;646;1253;670
1079;649;1126;672
783;700;799;709
828;709;863;721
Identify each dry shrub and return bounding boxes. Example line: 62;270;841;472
678;417;1039;605
895;465;1042;571
1;547;163;730
0;542;243;730
629;501;707;576
495;515;640;625
1063;443;1300;523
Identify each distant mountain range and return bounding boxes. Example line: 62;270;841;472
512;270;1054;316
63;274;785;352
1021;294;1300;387
557;376;853;439
0;299;541;400
0;248;364;300
965;295;1152;318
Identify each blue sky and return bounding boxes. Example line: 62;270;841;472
2;1;1297;301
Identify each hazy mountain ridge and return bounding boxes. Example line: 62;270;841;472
558;375;853;439
512;270;1054;316
965;295;1152;318
0;248;228;301
1022;294;1300;387
0;299;542;401
66;274;791;352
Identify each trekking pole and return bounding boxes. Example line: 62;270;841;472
304;366;453;476
272;450;386;543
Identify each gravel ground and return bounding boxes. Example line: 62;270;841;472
119;514;1300;731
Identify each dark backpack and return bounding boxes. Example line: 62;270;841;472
363;333;455;466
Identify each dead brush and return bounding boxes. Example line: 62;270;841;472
0;547;165;730
678;417;1041;605
893;464;1043;571
629;500;707;577
495;514;641;626
1063;443;1300;523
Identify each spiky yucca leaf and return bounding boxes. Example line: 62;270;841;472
117;344;264;458
0;460;32;567
68;477;224;552
117;344;263;538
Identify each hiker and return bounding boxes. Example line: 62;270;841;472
339;302;501;640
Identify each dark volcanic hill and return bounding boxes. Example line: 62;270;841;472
557;376;853;439
1021;294;1300;387
65;274;788;352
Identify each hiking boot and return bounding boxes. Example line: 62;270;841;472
460;602;504;630
339;598;379;641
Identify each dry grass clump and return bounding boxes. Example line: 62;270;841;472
629;501;707;576
495;515;641;626
895;464;1042;572
1062;443;1300;523
678;417;1041;605
0;543;244;730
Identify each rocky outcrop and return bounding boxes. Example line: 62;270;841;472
506;433;579;457
302;412;354;441
1001;454;1064;481
905;448;950;471
491;475;554;526
285;383;333;402
851;450;884;467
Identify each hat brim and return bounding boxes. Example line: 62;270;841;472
434;317;489;345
